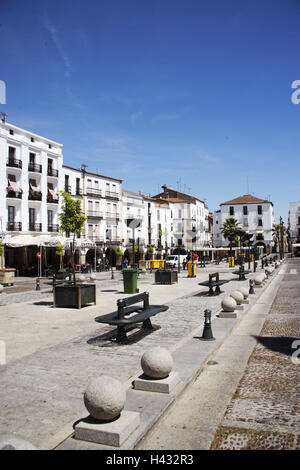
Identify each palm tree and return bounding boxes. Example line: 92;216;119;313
221;218;241;258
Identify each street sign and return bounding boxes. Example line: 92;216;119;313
36;252;41;259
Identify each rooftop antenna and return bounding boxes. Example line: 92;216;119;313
81;164;88;172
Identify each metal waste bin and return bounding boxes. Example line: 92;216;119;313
123;268;138;294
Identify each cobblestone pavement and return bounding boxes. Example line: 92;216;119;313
0;264;257;448
210;258;300;450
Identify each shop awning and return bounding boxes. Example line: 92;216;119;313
3;234;66;247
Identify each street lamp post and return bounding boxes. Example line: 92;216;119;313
280;216;284;260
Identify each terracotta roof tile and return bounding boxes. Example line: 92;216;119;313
221;194;269;205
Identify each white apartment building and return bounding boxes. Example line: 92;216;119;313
213;194;274;252
152;186;211;253
61;165;123;263
0;119;63;272
288;202;300;245
122;189;148;253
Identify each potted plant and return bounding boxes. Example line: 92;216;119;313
53;192;96;309
147;244;154;260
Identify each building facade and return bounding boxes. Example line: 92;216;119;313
213;194;274;252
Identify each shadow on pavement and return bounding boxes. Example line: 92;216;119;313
253;335;299;357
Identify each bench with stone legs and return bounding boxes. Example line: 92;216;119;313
95;292;168;343
199;272;229;296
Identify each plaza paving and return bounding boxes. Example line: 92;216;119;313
0;260;292;450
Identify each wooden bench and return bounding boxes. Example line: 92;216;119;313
199;272;229;296
95;292;168;343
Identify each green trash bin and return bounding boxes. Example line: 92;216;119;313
123;268;138;294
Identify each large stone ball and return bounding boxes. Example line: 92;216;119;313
254;274;264;285
141;347;173;379
84;376;126;421
237;287;249;299
230;290;244;305
89;274;97;282
221;296;237;312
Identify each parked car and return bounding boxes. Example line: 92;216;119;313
165;255;187;268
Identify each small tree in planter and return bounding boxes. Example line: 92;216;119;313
147;245;154;260
58;191;86;284
55;243;65;270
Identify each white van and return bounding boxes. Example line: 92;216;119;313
165;255;187;268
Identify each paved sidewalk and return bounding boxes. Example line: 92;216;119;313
137;259;299;451
0;261;278;449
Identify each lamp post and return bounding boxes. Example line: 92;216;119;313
280;216;284;260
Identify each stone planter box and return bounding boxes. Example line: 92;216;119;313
53;283;96;309
155;269;178;285
0;268;15;286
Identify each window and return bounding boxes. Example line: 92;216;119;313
243;218;248;227
29;153;35;165
256;233;264;240
48;144;52;149
31;137;35;143
9;129;14;135
257;205;262;215
229;206;234;216
48;210;53;225
178;209;182;218
29;208;35;225
258;219;263;226
8;206;15;222
8;146;15;162
157;210;160;221
243;206;248;215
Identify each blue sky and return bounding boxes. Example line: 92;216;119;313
1;0;299;222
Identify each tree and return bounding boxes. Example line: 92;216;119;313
55;243;65;270
58;192;86;283
221;218;241;258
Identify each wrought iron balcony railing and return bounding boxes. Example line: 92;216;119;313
7;158;22;169
7;222;22;231
28;163;42;173
47;167;59;177
29;223;42;232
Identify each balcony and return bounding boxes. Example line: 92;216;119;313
106;212;120;219
28;191;42;201
7;158;22;169
28;163;42;173
47;195;59;204
87;211;103;219
105;191;119;200
86;187;102;197
7;222;22;231
106;237;121;244
6;190;22;199
75;188;83;196
64;185;72;194
90;236;104;243
47;224;59;232
47;167;59;177
29;223;42;232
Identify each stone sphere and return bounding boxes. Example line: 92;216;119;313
84;376;126;421
254;274;264;285
221;296;237;312
141;347;173;379
89;274;97;282
230;290;244;305
238;287;249;299
78;275;85;282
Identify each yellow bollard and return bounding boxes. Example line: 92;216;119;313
188;261;196;277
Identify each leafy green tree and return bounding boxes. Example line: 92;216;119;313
221;218;241;257
59;192;86;283
55;243;65;270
